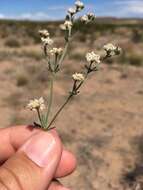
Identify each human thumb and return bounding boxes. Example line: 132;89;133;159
0;130;62;190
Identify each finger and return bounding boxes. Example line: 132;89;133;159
55;149;77;178
0;126;77;178
48;180;70;190
0;125;40;163
0;130;62;190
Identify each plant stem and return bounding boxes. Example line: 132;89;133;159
46;72;55;125
36;108;43;127
58;42;69;66
46;66;93;129
47;94;73;129
75;70;89;92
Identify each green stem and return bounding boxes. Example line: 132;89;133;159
46;72;55;125
46;65;93;129
47;94;73;129
58;42;69;66
46;67;91;129
36;108;43;128
75;70;89;92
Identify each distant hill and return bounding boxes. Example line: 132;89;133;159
0;17;143;25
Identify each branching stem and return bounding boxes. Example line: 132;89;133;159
47;94;73;129
46;68;92;129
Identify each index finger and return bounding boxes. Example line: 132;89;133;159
0;125;40;163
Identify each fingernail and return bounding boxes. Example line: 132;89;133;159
20;132;60;167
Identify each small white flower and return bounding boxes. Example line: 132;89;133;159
39;29;49;37
103;43;116;52
68;7;77;15
50;47;63;55
41;37;53;46
81;13;96;23
81;15;89;23
87;12;96;20
75;1;84;10
115;46;122;55
86;52;101;63
87;13;95;17
27;97;45;111
72;73;85;81
60;20;73;30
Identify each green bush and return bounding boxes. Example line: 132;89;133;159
5;38;21;48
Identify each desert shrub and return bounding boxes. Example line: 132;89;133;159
20;50;42;60
22;38;31;46
0;50;10;60
5;37;21;48
78;34;87;42
69;53;83;61
16;75;29;87
119;52;143;66
128;55;143;66
26;65;37;74
131;29;143;43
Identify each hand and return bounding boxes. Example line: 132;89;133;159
0;125;77;190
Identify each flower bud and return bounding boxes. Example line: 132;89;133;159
68;7;77;15
41;37;53;46
60;20;73;30
86;52;101;63
50;47;63;56
39;29;49;38
72;73;85;81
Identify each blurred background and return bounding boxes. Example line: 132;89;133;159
0;0;143;189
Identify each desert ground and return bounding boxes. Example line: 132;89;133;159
0;19;143;189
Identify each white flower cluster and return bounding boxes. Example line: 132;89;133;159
75;1;84;11
67;1;84;16
39;30;63;57
68;7;77;15
39;29;49;38
41;37;53;46
50;47;63;55
103;43;116;52
72;73;85;81
86;51;101;63
103;43;121;56
81;15;88;22
81;12;96;23
27;97;45;111
60;20;73;31
39;29;53;46
87;13;95;19
61;1;85;33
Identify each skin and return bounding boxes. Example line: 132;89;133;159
0;125;77;190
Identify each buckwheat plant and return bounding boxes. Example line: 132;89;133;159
27;1;121;130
